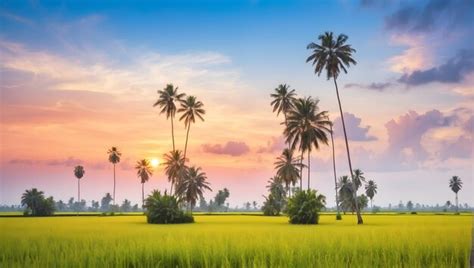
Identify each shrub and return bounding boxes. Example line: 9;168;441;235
410;211;417;215
286;190;325;224
262;194;284;216
336;213;342;220
144;190;194;224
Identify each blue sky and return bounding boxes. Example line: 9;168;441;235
0;0;473;207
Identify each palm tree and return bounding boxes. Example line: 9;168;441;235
153;84;186;151
306;32;362;224
107;146;121;205
365;180;378;210
270;84;297;128
175;166;212;212
163;150;186;194
178;95;205;160
449;176;463;213
135;159;153;208
285;97;331;190
274;148;303;197
329;122;341;219
73;165;85;210
21;188;44;215
353;169;366;191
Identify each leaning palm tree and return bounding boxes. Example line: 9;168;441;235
449;176;463;213
329;122;341;219
175;166;212;212
73;165;85;210
274;148;303;197
153;84;186;151
178;95;205;160
365;180;378;210
163;150;186;194
107;147;121;205
285;97;331;190
21;188;44;216
306;32;362;224
135;159;153;208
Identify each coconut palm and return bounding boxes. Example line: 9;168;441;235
449;176;463;213
306;32;362;224
274;148;303;197
21;188;44;216
285;97;331;190
178;95;205;160
365;180;378;210
270;84;297;125
329;122;341;219
135;159;153;208
353;169;366;191
73;165;85;209
163;150;186;194
175;166;212;212
107;146;121;205
153;84;186;151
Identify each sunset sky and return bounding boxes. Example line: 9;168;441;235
1;0;473;208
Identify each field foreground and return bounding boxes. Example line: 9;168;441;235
0;214;472;267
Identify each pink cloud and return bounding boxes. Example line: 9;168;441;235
202;141;250;156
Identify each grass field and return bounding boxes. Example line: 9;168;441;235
0;214;472;267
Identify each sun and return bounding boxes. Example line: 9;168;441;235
150;158;160;167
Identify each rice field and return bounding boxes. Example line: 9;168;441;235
0;214;472;267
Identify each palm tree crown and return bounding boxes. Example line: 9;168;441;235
153;84;186;119
21;188;44;215
274;148;303;193
107;147;121;164
136;159;153;184
270;84;297;118
178;95;205;127
74;165;85;179
365;180;378;200
353;169;366;191
175;166;212;211
449;176;462;193
306;32;357;80
163;150;187;193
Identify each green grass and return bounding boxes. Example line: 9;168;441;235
0;214;471;267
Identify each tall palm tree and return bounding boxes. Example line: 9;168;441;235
270;84;297;127
175;166;212;212
365;180;378;210
178;95;205;160
73;165;85;209
306;32;362;224
353;169;366;191
21;188;44;216
153;84;186;151
135;159;153;208
274;148;303;197
449;176;463;213
285;97;331;190
329;122;341;219
163;150;186;194
107;146;121;205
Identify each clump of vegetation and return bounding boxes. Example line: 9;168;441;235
21;188;56;216
286;189;325;224
144;190;193;224
262;177;286;216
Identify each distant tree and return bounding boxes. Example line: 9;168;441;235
365;180;378;210
199;197;207;211
175;166;212;212
252;201;257;210
73;165;85;211
398;201;404;211
135;159;153;207
214;188;230;208
121;199;132;212
68;197;74;211
274;148;303;197
262;176;286;216
406;201;414;211
91;200;99;211
449;176;463;213
178;95;205;160
306;31;361;224
56;200;66;211
132;204;139;212
153;84;186;151
445;200;452;211
107;146;122;205
101;193;113;211
245;202;251;211
21;188;55;216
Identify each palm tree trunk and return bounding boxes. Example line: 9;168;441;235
456;193;458;213
142;183;145;208
77;179;80;215
333;77;363;224
171;115;175;151
307;151;310;190
300;152;304;190
330;125;341;219
184;123;191;160
113;164;116;206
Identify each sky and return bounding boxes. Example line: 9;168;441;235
0;0;473;208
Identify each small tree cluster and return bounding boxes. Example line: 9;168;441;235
21;188;56;216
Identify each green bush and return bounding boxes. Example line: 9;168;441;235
21;189;55;216
286;190;325;224
144;190;194;224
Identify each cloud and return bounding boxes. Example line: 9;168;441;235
202;141;250;156
385;0;474;33
46;157;84;167
333;113;377;141
257;136;285;153
398;49;474;86
345;82;394;91
387;34;432;73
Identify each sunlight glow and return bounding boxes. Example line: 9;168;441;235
150;158;160;167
